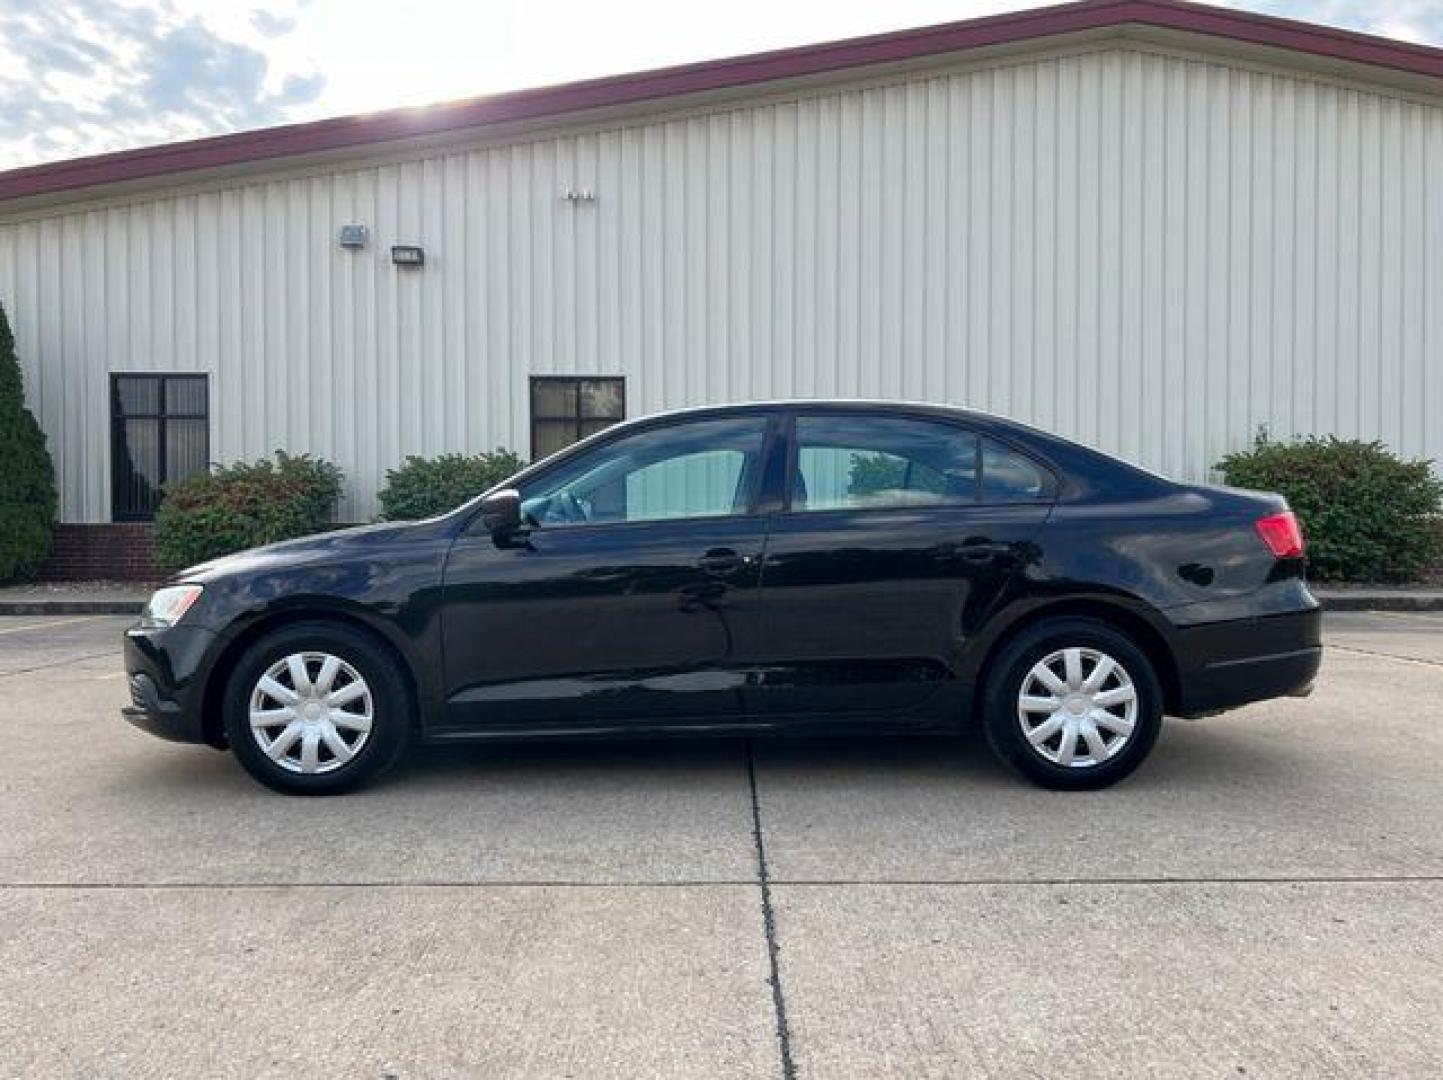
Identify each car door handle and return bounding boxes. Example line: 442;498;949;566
959;539;1009;563
698;548;749;574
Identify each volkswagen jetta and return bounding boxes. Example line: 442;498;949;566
123;402;1320;793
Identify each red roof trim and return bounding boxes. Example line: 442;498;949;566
3;0;1440;203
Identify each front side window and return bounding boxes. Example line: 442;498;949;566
791;415;978;512
530;377;625;459
110;374;209;521
520;415;770;527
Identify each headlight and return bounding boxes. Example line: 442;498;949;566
142;584;204;628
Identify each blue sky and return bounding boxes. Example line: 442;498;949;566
1;0;1440;171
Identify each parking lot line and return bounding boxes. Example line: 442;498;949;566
0;615;102;636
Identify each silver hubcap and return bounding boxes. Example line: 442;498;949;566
248;652;373;775
1017;647;1138;769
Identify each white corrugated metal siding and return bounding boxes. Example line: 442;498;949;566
2;42;1441;522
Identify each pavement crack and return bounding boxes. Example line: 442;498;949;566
1329;644;1443;669
3;875;1441;891
746;739;798;1080
0;650;117;678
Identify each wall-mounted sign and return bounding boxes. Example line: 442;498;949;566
338;224;368;248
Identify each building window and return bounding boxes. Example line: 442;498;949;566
110;374;210;521
530;376;625;459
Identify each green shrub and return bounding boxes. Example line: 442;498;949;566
0;302;58;582
1216;431;1443;583
378;449;525;520
153;452;344;571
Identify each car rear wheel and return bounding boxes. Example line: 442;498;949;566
981;617;1163;790
223;621;413;795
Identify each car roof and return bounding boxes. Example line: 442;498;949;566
624;398;1075;446
628;398;1009;426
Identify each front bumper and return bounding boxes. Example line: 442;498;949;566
121;623;223;746
1173;605;1323;716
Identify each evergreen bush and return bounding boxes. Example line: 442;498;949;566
0;303;58;582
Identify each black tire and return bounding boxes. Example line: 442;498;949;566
981;616;1163;791
224;620;414;795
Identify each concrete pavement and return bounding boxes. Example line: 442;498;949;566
0;613;1440;1077
776;880;1443;1078
2;885;775;1078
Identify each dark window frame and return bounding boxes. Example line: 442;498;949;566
110;372;210;522
529;376;626;460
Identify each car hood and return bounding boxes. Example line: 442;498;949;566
175;521;425;583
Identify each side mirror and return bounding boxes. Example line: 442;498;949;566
478;488;522;536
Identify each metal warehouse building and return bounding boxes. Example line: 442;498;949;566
1;0;1440;561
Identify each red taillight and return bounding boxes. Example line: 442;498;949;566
1256;511;1305;559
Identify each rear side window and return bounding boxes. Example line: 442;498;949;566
980;438;1048;503
791;415;978;512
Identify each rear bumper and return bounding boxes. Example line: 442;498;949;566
1173;606;1323;717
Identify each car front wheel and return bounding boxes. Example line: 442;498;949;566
223;621;413;795
981;617;1163;790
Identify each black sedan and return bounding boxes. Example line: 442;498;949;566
123;401;1320;794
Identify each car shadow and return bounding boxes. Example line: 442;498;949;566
390;717;1300;794
1141;717;1312;788
392;728;994;779
109;714;1304;800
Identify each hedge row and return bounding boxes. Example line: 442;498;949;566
152;449;526;570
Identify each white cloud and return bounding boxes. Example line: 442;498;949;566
0;0;324;168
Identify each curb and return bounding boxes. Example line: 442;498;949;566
1311;592;1443;613
0;600;146;616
